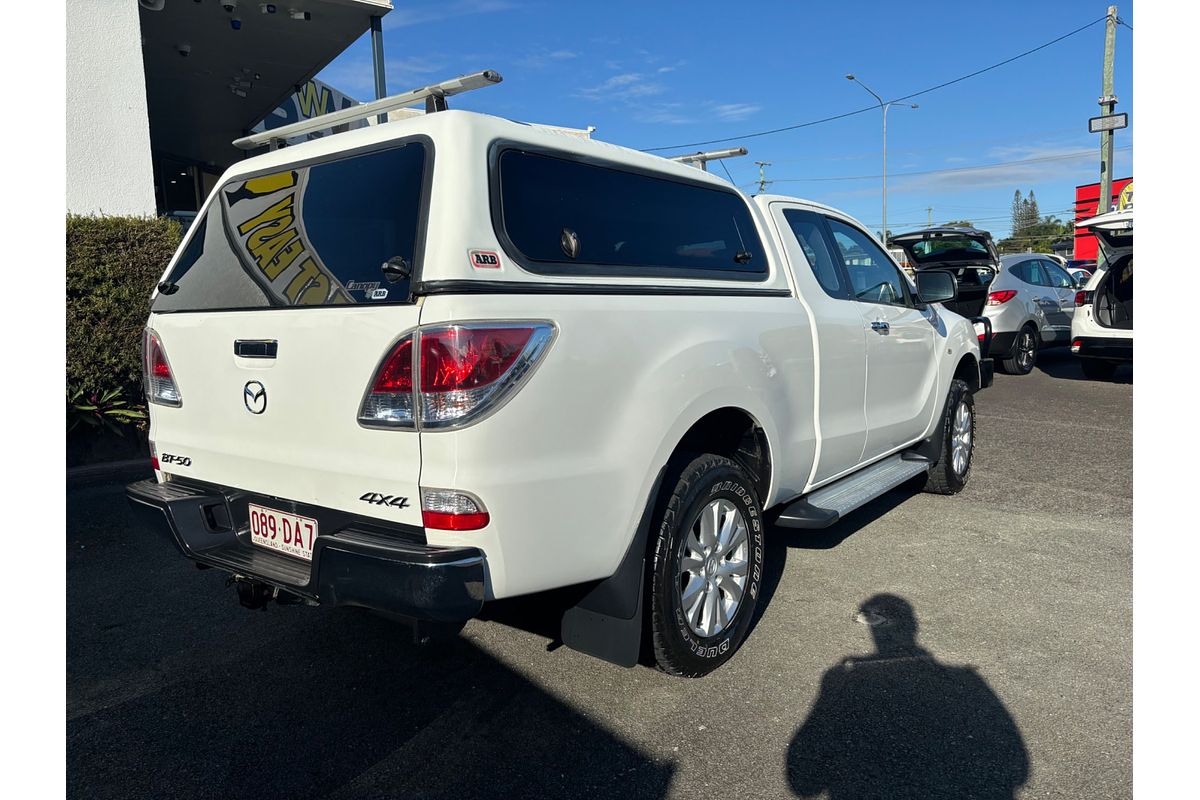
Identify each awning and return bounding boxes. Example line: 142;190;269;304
138;0;391;170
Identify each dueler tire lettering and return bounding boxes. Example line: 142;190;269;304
648;453;766;678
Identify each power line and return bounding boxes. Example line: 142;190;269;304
764;125;1097;165
642;16;1108;153
746;146;1131;186
1117;18;1132;32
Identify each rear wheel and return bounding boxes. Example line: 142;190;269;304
921;379;975;495
1000;325;1038;375
1081;359;1118;381
648;454;765;677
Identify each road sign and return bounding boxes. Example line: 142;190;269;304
1089;113;1128;133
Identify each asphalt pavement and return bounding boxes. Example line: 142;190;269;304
66;350;1132;799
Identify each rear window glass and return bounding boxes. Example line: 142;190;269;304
496;150;766;280
152;141;428;311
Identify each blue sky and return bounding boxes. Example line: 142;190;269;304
317;0;1133;241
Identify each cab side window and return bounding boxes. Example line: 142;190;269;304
826;218;910;307
782;209;845;297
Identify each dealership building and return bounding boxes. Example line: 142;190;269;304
66;0;393;219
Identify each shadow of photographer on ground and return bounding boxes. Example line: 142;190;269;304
787;594;1029;800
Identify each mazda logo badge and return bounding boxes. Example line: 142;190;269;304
243;381;267;415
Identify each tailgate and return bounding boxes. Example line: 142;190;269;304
148;307;423;526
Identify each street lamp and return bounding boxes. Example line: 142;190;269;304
846;74;918;246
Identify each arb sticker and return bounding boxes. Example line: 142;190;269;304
469;249;501;269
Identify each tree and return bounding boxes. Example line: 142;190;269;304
1026;191;1040;225
995;214;1073;255
943;220;975;228
1010;190;1022;234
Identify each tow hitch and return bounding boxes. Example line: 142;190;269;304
229;577;310;610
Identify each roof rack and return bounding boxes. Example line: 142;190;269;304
233;69;503;151
668;147;748;171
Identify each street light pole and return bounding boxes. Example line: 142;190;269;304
846;74;917;246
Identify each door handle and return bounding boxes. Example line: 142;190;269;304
870;321;890;334
234;339;278;359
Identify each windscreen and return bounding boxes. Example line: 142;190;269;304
152;141;428;312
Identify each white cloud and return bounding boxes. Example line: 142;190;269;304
578;73;665;101
517;49;579;69
635;104;696;125
385;0;518;29
712;103;760;122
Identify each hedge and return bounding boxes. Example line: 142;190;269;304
66;215;181;402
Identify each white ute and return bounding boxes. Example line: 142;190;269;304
127;72;991;677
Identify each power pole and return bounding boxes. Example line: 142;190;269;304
754;161;772;194
926;206;933;226
1098;5;1118;213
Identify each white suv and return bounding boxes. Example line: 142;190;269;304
1071;208;1132;380
127;81;989;677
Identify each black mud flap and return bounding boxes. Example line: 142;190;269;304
560;467;666;668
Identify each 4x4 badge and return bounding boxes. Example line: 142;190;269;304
359;492;411;509
244;381;267;414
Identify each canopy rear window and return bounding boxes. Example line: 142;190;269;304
152;141;429;312
495;149;766;280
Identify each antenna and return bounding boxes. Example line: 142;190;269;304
754;161;772;194
233;70;503;150
668;147;748;172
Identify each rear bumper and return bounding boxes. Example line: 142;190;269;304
126;479;485;622
1071;335;1133;362
989;330;1018;359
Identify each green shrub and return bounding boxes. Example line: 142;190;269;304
66;215;181;402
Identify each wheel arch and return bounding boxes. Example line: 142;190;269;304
953;352;981;393
667;406;773;504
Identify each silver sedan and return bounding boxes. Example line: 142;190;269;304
984;254;1082;375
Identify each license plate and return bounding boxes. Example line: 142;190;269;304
248;503;318;561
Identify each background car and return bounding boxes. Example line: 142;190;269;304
982;254;1080;375
1071;209;1133;380
888;227;999;319
1069;267;1093;285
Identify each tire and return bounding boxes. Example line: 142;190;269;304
1000;325;1038;375
1081;359;1118;381
920;378;975;495
648;453;765;677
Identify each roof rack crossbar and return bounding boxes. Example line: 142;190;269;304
668;147;748;171
233;69;503;150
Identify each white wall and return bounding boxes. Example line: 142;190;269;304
66;1;156;217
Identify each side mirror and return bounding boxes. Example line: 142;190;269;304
915;270;957;304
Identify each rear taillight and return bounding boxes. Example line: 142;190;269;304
358;322;555;431
1071;339;1083;353
1074;290;1093;307
421;488;490;531
986;290;1017;306
359;336;415;427
418;324;553;428
143;329;181;407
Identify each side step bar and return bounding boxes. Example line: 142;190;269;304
775;454;930;529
